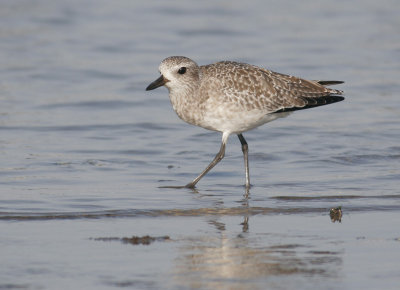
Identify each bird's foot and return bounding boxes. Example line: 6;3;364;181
158;185;187;189
184;182;196;189
158;183;197;190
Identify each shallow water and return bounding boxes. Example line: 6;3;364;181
1;0;400;289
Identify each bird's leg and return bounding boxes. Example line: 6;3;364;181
238;134;250;189
185;133;229;189
185;141;226;188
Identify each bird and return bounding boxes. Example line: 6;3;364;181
146;56;344;189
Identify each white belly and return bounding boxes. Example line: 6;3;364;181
200;108;291;134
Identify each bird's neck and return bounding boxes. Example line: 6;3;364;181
168;83;203;126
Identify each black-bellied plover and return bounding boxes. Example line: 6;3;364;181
146;56;344;189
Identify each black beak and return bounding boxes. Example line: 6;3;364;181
146;75;168;91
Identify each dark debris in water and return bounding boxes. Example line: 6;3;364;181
103;279;157;289
0;284;30;289
329;207;342;223
92;235;170;245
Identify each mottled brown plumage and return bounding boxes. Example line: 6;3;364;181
146;56;344;189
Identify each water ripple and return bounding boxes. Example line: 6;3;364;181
2;195;400;221
0;122;170;132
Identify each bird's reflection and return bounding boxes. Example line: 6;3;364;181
241;190;250;232
173;191;342;289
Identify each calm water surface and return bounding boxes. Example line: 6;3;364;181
1;0;400;289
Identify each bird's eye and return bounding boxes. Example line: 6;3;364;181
178;67;187;74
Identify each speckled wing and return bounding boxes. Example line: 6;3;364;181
262;69;344;113
200;61;344;114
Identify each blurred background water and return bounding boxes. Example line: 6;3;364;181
0;0;399;289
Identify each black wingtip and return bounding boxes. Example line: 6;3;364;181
274;95;345;113
317;80;344;86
